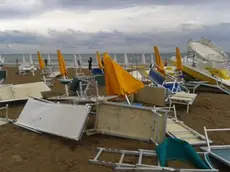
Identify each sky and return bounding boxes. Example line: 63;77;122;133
0;0;230;53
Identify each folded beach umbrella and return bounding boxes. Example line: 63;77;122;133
37;51;45;70
96;51;103;70
141;52;146;65
154;46;165;75
114;54;117;62
103;52;144;97
176;47;183;71
57;50;67;77
124;53;129;67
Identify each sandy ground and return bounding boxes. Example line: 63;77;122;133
0;66;230;172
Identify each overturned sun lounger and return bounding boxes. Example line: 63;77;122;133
15;98;91;140
86;102;167;144
89;138;218;172
201;127;230;167
0;82;50;103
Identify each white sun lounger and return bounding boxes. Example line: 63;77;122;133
15;98;91;140
200;127;230;167
167;118;212;146
0;82;50;103
169;91;197;113
153;106;212;146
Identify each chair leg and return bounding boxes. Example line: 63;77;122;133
187;104;189;114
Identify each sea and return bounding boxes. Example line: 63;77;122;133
3;52;230;67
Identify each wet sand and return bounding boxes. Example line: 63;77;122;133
0;66;230;172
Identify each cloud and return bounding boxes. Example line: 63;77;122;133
1;22;230;54
0;1;230;53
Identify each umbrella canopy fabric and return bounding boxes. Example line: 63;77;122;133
103;52;144;96
176;47;183;70
37;51;45;70
154;46;165;75
96;51;103;70
57;50;67;77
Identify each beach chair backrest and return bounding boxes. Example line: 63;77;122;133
92;68;103;75
156;138;210;169
149;69;165;85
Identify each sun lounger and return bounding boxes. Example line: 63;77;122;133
147;69;197;113
153;106;212;146
167;118;212;146
89;138;218;172
200;127;230;167
14;98;91;140
169;91;197;113
0;82;50;103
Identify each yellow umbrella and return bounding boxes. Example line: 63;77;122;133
57;50;67;77
96;51;103;70
153;46;165;75
176;47;183;70
37;51;45;70
103;52;144;96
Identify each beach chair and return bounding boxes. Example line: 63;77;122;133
92;68;103;75
148;68;197;113
201;127;230;168
89;138;217;172
156;138;214;170
69;76;99;99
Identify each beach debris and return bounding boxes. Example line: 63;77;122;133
14;98;91;141
0;82;50;103
11;154;23;162
89;138;217;171
201;127;230;168
86;102;167;144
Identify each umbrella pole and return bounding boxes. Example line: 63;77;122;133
125;95;131;105
42;69;46;84
63;75;69;96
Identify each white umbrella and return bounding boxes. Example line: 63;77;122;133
47;53;51;63
114;54;117;62
151;54;154;64
73;54;77;67
141;52;146;65
124;53;129;66
29;53;33;65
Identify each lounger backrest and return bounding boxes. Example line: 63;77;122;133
149;69;165;85
156;138;210;169
92;68;103;75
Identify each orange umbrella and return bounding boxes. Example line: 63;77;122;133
57;50;67;77
176;47;183;70
37;51;45;70
103;52;144;96
96;51;103;70
153;46;165;75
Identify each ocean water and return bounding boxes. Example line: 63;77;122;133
3;52;230;66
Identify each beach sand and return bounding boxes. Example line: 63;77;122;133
0;66;230;172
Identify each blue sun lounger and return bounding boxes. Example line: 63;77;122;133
201;127;230;168
148;69;197;113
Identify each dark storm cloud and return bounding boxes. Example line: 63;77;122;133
43;0;229;10
1;0;229;19
2;23;230;53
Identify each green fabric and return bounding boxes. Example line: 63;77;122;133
94;75;105;86
0;70;7;79
156;138;209;169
